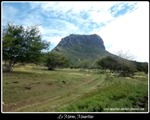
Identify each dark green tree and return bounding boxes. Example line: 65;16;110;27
117;57;137;77
79;60;90;70
96;56;137;77
46;52;69;70
118;63;136;77
96;56;118;72
3;23;49;72
135;61;148;74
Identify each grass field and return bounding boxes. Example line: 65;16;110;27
2;65;148;112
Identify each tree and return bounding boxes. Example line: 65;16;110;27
3;23;49;72
115;50;137;77
116;50;136;61
78;60;90;71
135;61;148;74
96;56;118;72
46;52;69;70
96;56;137;77
117;62;136;77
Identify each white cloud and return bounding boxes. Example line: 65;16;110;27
29;2;41;9
29;2;117;25
38;19;79;37
42;36;61;50
2;2;148;62
38;23;78;50
59;20;79;32
34;1;138;35
98;2;149;62
2;4;17;25
89;10;114;24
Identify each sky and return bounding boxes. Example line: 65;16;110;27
1;1;149;62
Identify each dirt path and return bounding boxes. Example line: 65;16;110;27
2;72;106;112
14;76;104;112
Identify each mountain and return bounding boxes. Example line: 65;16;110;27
51;34;114;65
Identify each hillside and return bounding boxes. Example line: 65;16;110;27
52;34;114;65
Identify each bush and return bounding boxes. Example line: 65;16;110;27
96;56;137;77
46;52;69;70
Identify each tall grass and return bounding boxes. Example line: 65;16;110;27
58;77;148;112
2;65;148;112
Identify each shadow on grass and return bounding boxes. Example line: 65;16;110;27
3;71;34;75
3;67;57;75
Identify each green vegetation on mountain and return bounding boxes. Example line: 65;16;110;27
52;34;113;66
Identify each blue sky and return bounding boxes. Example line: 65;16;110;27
2;1;149;62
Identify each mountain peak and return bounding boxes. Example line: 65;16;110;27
68;33;102;38
59;34;105;50
52;34;111;64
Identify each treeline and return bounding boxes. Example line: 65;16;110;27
96;56;148;77
42;52;148;77
2;23;148;76
68;56;148;77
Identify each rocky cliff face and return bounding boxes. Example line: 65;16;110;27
52;34;112;64
57;34;105;50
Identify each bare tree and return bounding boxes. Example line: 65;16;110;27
115;50;137;77
116;50;136;61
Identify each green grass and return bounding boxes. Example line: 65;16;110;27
2;65;148;112
58;81;148;112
